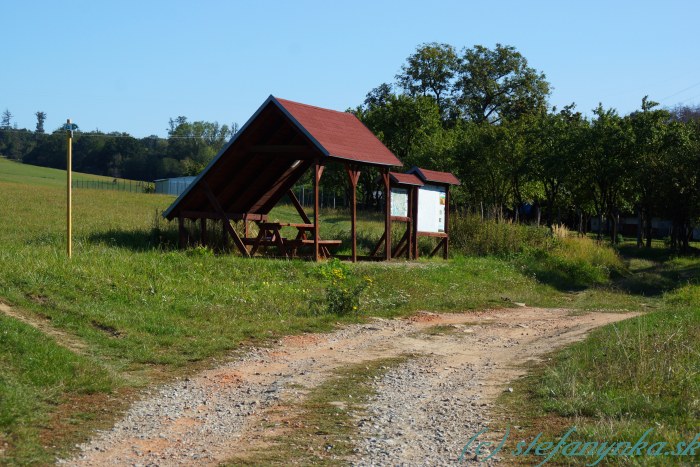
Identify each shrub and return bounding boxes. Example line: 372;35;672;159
317;258;371;315
449;213;556;256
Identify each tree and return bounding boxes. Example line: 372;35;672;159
456;44;550;124
396;42;460;119
357;93;442;168
579;105;634;242
35;111;46;134
167;117;234;175
1;109;12;129
627;97;671;247
658;120;698;251
526;105;587;226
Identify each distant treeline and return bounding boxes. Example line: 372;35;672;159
0;112;237;181
2;42;700;250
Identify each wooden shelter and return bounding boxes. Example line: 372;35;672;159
163;95;402;261
405;167;461;259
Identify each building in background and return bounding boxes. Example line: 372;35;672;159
154;177;196;196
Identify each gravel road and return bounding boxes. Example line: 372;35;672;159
59;308;638;466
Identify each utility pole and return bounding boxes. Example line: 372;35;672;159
64;119;78;258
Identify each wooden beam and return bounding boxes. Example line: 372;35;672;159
383;169;391;261
429;238;447;258
370;231;386;257
181;211;268;222
202;181;250;257
444;186;450;259
313;161;323;261
392;228;409;258
249;145;310;153
411;186;419;259
345;164;360;263
200;218;208;246
416;231;448;238
178;214;186;249
287;189;312;224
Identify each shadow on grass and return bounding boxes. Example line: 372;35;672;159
86;228;177;251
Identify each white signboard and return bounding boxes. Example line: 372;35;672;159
417;185;446;233
391;188;408;217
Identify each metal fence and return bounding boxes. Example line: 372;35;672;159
72;179;154;193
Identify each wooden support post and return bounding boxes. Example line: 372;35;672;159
200;218;208;246
443;186;450;259
429;238;446;258
345;164;361;263
202;181;250;257
287;189;312;224
382;169;391;261
178;214;186;249
66;119;73;258
313;162;324;262
411;186;420;259
221;220;229;251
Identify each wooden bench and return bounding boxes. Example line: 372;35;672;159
248;222;341;258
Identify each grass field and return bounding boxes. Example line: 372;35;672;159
0;159;697;464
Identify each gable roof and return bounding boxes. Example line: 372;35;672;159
163;96;401;220
407;166;461;186
275;98;401;166
388;172;424;186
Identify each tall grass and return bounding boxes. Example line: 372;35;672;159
450;214;624;289
450;213;556;256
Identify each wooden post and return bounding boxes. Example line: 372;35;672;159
382;169;391;261
412;186;420;259
202;181;249;257
178;214;186;249
200;218;208;246
443;186;450;259
345;164;360;262
66;119;72;258
313;162;324;261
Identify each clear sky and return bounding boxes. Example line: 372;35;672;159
3;0;699;137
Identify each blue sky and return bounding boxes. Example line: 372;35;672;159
3;0;699;137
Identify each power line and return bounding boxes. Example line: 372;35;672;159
659;79;700;103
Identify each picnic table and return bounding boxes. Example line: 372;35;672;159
247;222;341;258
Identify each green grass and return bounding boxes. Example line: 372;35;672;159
0;159;690;464
0;314;116;463
496;249;700;465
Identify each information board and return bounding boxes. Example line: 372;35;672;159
390;188;408;217
417;185;446;233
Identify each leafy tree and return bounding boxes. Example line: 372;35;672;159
526;105;587;226
396;42;460;119
659;120;699;251
579;105;634;242
1;109;12;129
35;111;46;134
627;97;672;247
356;93;442;168
456;44;550;124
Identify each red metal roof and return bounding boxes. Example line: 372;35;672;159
275;97;402;167
389;172;424;186
408;167;461;186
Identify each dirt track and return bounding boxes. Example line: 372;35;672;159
58;307;639;465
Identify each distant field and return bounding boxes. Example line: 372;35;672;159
0;157;135;187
